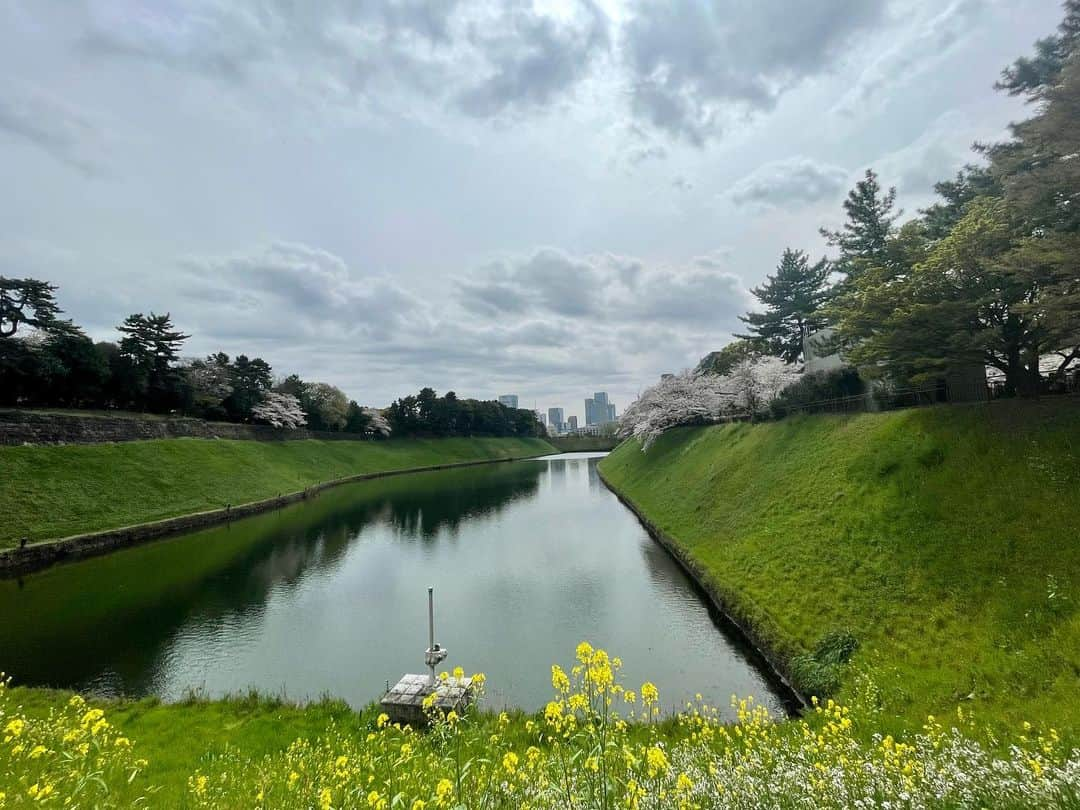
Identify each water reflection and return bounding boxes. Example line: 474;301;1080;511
0;454;791;718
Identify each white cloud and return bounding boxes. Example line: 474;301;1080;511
728;157;849;209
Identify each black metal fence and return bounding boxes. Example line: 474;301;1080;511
713;380;1079;425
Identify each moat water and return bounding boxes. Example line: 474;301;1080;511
0;453;792;718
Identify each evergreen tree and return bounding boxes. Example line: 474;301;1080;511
39;327;109;407
996;0;1080;100
117;312;188;370
737;248;831;363
820;169;900;284
0;277;61;337
116;312;190;410
224;355;273;421
920;165;1002;241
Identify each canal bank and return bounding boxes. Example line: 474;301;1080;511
0;435;555;573
596;464;808;710
596;401;1080;735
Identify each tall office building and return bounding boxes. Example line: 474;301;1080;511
498;394;519;409
585;392;616;426
547;407;565;433
566;415;579;430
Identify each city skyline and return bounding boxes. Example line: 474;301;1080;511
498;393;603;426
499;390;618;432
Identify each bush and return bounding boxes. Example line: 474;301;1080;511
791;630;859;698
770;368;865;419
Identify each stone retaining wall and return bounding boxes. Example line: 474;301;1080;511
0;410;369;446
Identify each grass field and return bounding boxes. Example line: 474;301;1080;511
0;436;554;547
598;400;1080;736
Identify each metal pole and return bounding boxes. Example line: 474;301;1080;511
428;587;435;683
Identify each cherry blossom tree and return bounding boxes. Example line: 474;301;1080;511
251;391;307;429
619;356;798;450
362;407;392;438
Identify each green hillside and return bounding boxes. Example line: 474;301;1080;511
0;436;554;547
598;400;1080;734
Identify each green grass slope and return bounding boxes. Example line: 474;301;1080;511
0;436;554;547
598;400;1080;734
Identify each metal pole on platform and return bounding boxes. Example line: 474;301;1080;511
428;586;435;683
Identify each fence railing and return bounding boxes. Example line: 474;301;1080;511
703;381;1079;427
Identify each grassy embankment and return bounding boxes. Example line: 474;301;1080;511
4;403;1079;805
0;435;554;547
598;399;1080;736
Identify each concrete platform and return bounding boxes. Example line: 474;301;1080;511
380;673;475;726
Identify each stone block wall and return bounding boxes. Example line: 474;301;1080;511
0;410;369;446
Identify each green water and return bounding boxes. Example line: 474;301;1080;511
0;453;792;718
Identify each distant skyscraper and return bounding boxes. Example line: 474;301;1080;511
498;394;519;409
585;392;616;426
567;415;578;430
547;407;565;433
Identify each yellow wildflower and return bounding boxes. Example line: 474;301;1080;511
435;778;454;807
646;746;669;777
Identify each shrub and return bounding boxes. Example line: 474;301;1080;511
790;630;860;698
770;368;865;419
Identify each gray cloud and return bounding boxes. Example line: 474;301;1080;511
629;257;749;324
78;0;609;123
455;1;609;117
458;248;605;318
179;242;429;341
454;247;749;327
622;0;890;143
0;79;108;174
728;157;849;209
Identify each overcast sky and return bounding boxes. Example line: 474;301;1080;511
0;0;1063;419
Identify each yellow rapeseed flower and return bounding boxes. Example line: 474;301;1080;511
503;751;519;774
435;777;454;807
641;682;659;706
646;746;669;777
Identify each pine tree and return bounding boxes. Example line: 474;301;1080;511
820;169;899;284
117;312;188;370
996;0;1080;101
116;312;189;410
737;249;831;363
1;277;62;337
